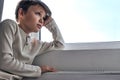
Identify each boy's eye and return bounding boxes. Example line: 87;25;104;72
35;12;47;21
35;12;41;16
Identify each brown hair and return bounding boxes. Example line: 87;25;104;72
15;0;51;21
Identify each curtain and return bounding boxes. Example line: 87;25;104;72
0;0;4;21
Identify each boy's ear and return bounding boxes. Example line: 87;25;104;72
18;8;25;19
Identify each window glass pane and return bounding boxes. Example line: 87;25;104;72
42;0;120;43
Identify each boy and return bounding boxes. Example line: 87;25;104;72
0;0;64;79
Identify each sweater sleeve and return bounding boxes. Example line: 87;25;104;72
0;19;41;77
38;19;65;54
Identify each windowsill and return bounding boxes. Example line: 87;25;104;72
64;41;120;50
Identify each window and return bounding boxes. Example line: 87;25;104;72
2;0;120;43
2;0;19;21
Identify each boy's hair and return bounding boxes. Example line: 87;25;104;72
15;0;51;21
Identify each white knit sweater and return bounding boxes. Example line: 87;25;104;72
0;19;64;77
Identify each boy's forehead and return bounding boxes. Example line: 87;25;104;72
28;5;46;15
29;4;46;12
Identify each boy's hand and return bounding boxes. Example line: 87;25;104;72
40;65;57;73
43;17;53;26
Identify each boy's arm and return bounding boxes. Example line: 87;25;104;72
38;17;65;53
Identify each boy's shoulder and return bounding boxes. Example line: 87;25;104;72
1;19;17;24
0;19;18;32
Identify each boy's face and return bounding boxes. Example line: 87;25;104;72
19;4;46;34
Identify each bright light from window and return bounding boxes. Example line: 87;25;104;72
42;0;120;43
2;0;120;43
2;0;20;21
